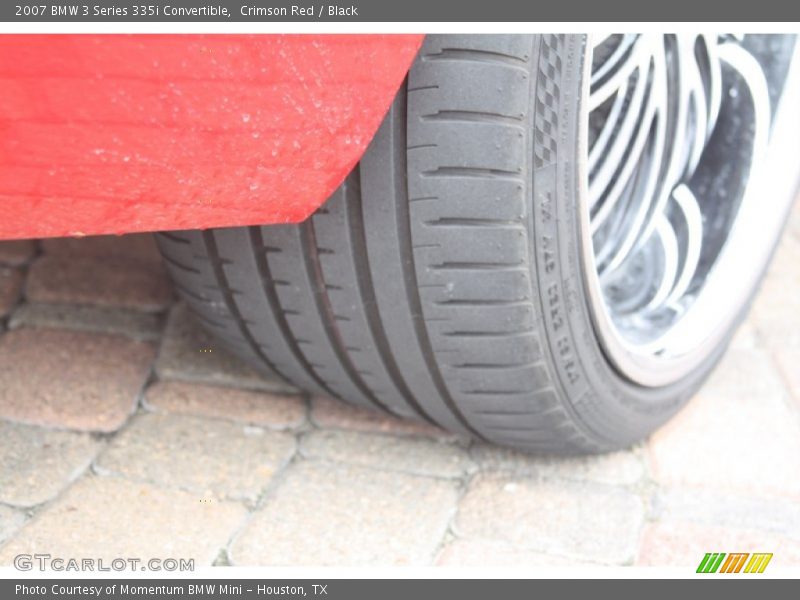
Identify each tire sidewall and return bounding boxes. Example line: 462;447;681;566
529;34;731;447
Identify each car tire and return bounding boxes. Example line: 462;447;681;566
156;34;799;453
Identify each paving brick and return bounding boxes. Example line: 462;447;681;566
26;255;173;313
0;267;23;318
637;521;800;567
0;475;246;566
311;395;454;439
144;380;305;430
436;539;600;567
767;220;800;278
0;505;26;545
652;488;800;541
454;474;644;564
0;421;101;508
41;234;162;264
751;278;800;348
701;345;788;401
751;233;800;347
0;240;36;267
9;303;163;341
301;430;473;479
729;319;759;350
647;346;800;499
789;200;800;240
471;444;646;487
773;345;800;407
0;328;154;432
95;412;296;502
230;461;459;566
156;304;294;394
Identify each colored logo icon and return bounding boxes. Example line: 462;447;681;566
697;553;773;573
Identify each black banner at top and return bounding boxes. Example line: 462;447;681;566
2;0;800;22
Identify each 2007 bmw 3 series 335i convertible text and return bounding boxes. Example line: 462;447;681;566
2;34;798;453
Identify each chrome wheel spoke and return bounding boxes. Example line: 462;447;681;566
644;216;680;312
585;33;781;365
664;184;704;308
589;35;649;111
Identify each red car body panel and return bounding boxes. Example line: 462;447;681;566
0;34;424;240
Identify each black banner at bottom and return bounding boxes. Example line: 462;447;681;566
1;579;795;600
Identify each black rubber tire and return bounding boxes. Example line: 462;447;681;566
156;34;729;453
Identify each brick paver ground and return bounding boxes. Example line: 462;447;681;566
0;203;799;568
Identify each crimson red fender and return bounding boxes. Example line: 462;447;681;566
0;34;424;240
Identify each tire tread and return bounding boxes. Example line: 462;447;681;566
157;35;604;452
